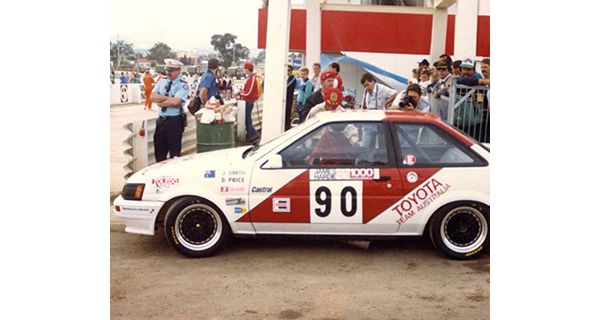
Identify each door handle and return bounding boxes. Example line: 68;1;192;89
373;175;391;181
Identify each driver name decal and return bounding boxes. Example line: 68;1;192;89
391;178;451;224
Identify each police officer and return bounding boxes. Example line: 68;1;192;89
151;59;190;162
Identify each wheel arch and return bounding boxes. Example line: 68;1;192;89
418;190;489;236
155;193;227;231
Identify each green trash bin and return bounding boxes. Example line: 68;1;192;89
196;122;235;153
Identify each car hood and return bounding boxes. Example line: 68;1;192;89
128;146;250;183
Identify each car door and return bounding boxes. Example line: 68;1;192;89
244;120;404;235
390;121;488;234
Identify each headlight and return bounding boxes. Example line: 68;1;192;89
121;183;145;200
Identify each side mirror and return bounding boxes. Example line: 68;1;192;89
262;154;283;169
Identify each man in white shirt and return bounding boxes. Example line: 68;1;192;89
311;62;322;93
360;73;398;110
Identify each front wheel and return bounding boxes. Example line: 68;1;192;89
429;202;489;260
164;197;230;258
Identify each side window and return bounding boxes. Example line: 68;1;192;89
280;122;389;168
394;123;479;166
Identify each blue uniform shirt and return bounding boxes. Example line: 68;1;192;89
200;70;218;101
152;76;190;116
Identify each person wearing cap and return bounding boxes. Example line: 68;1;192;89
455;58;490;143
360;72;398;110
456;59;483;84
198;58;221;106
299;70;338;123
456;59;490;86
237;62;260;144
150;58;190;162
306;88;357;165
428;59;453;118
307;87;346;119
142;70;155;110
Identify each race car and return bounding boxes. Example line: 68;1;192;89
114;110;489;259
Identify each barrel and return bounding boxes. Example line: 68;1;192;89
196;122;235;153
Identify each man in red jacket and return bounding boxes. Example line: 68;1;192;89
237;62;260;144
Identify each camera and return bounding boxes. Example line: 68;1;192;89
398;95;416;109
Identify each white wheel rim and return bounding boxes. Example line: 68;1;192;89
174;204;222;251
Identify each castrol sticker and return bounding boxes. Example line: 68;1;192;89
403;154;416;166
309;168;380;181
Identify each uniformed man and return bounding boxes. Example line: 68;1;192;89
151;59;190;162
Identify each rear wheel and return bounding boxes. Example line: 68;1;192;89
429;202;489;259
164;197;230;258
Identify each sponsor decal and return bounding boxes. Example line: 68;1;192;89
225;198;246;206
309;168;380;181
121;207;155;214
220;186;246;193
392;178;451;224
234;207;247;214
403;154;416;166
273;198;291;213
407;172;418;183
251;186;273;193
204;170;216;178
152;176;179;192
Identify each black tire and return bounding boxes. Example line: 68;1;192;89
163;197;230;258
429;201;489;260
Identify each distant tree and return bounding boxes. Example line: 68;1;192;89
254;50;266;64
148;42;176;64
110;40;135;69
210;33;250;68
196;52;218;65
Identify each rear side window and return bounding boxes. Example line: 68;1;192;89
393;123;485;166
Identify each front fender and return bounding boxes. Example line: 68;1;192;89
151;186;254;235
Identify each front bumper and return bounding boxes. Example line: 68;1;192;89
113;195;165;235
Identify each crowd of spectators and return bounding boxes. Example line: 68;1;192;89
281;54;489;141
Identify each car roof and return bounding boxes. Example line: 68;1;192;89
314;109;442;123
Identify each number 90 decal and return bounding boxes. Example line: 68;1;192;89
310;181;363;224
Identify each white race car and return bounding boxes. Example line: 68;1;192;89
114;110;489;259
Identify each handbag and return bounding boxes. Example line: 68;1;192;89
187;73;207;115
188;94;201;115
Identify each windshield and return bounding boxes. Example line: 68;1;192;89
243;117;319;159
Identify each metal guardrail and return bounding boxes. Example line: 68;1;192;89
122;112;197;178
428;84;490;143
122;99;264;179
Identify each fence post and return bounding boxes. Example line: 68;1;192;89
448;84;456;124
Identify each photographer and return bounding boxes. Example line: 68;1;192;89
390;84;430;112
